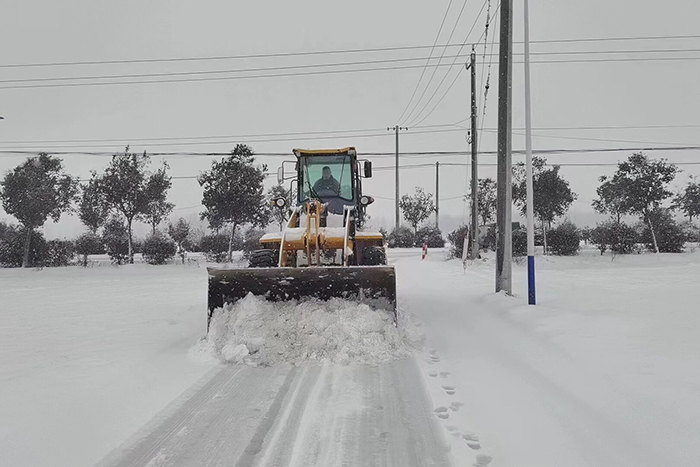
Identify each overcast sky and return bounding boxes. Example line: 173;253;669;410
1;0;699;238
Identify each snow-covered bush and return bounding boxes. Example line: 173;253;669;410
0;229;47;267
387;226;415;248
242;227;266;258
102;217;130;264
638;210;686;253
591;221;638;255
74;232;104;266
481;225;497;251
415;225;445;248
201;232;241;262
512;228;527;257
142;232;177;265
680;221;700;243
447;225;469;258
547;221;581;256
44;239;75;267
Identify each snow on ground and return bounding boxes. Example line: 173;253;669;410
404;246;700;467
197;295;422;366
1;247;699;467
0;261;217;467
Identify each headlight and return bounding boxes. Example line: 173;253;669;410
360;196;370;205
275;197;286;207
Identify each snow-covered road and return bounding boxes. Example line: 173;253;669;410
1;248;698;467
97;359;450;467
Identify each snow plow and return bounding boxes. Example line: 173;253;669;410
207;147;396;331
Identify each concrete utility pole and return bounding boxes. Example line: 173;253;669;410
387;125;408;229
468;48;480;260
524;0;536;304
496;0;513;294
435;161;440;229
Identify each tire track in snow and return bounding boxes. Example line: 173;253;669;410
96;359;451;467
96;365;290;467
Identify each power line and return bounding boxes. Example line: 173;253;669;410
400;0;472;126
408;0;496;127
0;53;478;85
481;128;699;147
3;34;699;69
2;122;698;147
4;145;700;158
394;0;455;125
3;54;700;91
7;47;697;87
0;127;468;151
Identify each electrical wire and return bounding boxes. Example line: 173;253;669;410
3;34;699;69
407;0;495;127
0;53;479;85
400;0;472;126
394;0;455;125
4;145;700;159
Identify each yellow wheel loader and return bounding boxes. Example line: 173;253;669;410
207;147;396;330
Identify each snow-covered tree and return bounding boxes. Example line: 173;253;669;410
78;173;109;234
99;149;171;263
673;177;700;223
399;187;435;234
513;156;577;253
597;153;679;253
474;177;497;226
198;144;269;262
0;154;77;267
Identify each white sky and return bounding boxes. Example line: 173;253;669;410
1;0;699;238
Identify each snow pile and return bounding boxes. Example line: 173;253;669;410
195;294;422;366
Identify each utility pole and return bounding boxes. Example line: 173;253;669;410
468;48;479;260
435;161;440;229
496;0;513;294
524;0;536;305
387;125;408;229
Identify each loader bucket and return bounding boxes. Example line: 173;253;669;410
207;266;397;331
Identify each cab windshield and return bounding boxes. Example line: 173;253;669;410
299;154;353;202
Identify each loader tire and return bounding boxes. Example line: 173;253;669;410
248;249;278;268
362;246;387;266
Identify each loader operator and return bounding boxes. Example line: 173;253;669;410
312;166;341;197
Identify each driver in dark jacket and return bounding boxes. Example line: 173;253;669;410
312;166;341;196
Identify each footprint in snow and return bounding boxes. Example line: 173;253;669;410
428;349;441;363
439;371;450;378
449;401;464;411
428;370;438;377
433;406;450;419
442;385;456;395
474;454;493;466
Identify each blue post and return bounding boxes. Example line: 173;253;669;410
527;255;536;305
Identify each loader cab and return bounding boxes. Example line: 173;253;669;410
294;148;360;216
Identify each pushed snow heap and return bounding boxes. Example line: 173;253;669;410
196;294;422;366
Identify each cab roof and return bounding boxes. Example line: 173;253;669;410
293;147;356;158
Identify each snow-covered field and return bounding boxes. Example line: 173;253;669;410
1;247;699;466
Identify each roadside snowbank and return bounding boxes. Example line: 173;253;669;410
195;295;422;366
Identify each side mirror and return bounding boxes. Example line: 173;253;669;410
364;160;372;178
277;167;283;185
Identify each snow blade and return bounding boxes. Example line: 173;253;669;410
207;266;397;331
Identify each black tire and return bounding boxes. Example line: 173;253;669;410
362;246;387;266
248;249;278;268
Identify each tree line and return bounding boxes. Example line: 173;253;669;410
1;147;698;267
387;152;699;258
0;144;284;267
